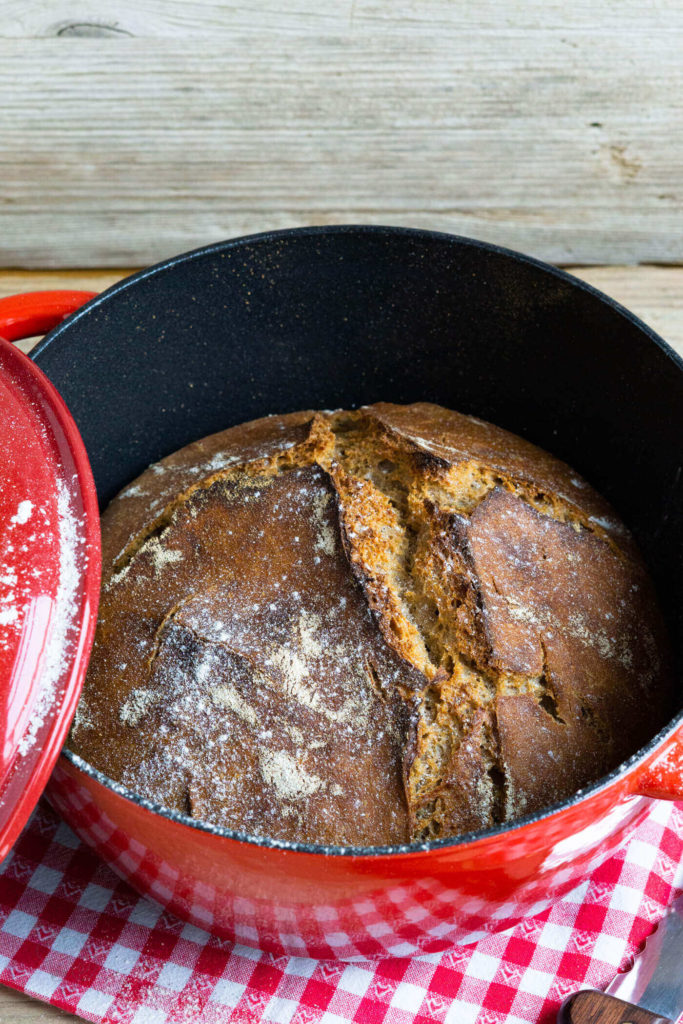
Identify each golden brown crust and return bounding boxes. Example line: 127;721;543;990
100;410;316;570
71;402;673;845
366;402;616;524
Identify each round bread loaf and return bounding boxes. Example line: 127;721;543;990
70;403;672;846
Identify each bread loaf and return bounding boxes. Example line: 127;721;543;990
70;403;672;846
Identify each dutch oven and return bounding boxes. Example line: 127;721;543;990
1;226;681;958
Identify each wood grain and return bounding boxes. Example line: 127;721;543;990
0;985;72;1021
0;259;681;1020
1;0;682;267
558;989;671;1024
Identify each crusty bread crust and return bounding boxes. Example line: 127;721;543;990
71;403;672;845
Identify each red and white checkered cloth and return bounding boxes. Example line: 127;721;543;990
0;799;681;1024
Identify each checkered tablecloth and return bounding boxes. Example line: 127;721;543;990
0;799;680;1024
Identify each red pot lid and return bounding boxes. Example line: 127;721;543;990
0;333;100;862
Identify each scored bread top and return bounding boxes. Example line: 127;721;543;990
70;403;672;846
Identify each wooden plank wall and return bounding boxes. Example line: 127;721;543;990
1;1;682;268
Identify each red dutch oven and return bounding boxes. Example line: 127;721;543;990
1;227;681;959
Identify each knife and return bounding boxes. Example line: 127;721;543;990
558;892;683;1024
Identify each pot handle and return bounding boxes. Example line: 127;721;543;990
0;291;96;343
631;723;683;800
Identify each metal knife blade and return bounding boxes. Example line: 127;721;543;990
605;891;683;1020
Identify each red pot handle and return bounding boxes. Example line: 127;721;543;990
632;723;683;800
0;290;97;343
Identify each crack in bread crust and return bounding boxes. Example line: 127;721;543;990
315;406;671;840
71;402;673;845
109;417;334;575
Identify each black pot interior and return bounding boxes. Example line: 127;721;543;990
33;226;683;704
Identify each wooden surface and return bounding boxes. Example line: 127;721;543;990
0;986;73;1022
0;261;680;1019
2;0;683;267
558;990;671;1024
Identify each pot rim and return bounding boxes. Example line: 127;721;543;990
33;223;683;375
60;711;680;858
45;223;683;859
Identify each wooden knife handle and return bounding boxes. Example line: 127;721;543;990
558;990;673;1024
